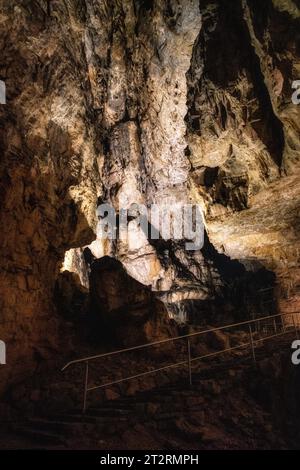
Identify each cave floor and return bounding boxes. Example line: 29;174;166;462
1;333;299;450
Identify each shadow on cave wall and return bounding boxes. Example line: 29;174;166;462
54;230;278;345
75;256;176;349
191;231;278;325
154;230;278;327
186;0;285;168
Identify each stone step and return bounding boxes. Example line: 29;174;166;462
49;412;129;426
14;411;130;445
13;425;67;447
23;418;91;435
86;406;133;417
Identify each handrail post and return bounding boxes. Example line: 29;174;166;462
83;361;89;414
248;324;256;365
60;311;300;405
187;338;192;386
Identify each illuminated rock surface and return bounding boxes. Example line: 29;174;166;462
0;1;299;430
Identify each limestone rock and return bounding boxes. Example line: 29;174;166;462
0;0;299;399
89;256;176;347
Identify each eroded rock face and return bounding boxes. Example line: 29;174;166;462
89;256;175;347
90;0;300;324
0;1;101;391
186;0;299;216
0;0;299;395
72;0;224;323
92;0;203;289
208;173;300;321
187;0;300;321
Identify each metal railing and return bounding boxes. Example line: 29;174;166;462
62;311;300;413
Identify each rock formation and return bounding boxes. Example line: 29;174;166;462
0;0;299;398
89;256;175;347
191;0;300;322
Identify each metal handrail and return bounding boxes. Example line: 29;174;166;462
61;311;300;412
61;311;298;370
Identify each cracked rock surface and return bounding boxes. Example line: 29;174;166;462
0;0;299;394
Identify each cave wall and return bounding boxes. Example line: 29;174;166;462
187;0;300;215
0;0;299;394
0;0;102;392
189;0;300;318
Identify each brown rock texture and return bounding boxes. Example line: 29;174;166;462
0;0;299;397
189;0;300;321
0;0;101;392
89;256;175;347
